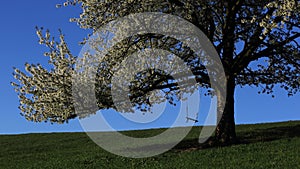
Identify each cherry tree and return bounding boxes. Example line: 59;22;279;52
12;0;299;144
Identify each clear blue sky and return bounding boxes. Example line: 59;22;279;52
0;1;299;134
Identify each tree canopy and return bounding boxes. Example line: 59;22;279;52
12;0;299;143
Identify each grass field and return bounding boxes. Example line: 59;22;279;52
1;121;300;169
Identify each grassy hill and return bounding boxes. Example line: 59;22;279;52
1;121;300;169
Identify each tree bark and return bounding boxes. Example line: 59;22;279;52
215;75;237;145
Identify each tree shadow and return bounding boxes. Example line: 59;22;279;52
119;124;300;153
238;124;300;144
173;124;300;151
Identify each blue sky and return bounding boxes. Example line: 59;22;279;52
0;1;299;134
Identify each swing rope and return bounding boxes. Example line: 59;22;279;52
186;104;198;123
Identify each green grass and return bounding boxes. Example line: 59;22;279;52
1;121;300;169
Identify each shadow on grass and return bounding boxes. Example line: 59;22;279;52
239;124;300;143
173;124;300;151
119;123;300;153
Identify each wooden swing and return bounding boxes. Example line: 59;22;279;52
185;104;199;123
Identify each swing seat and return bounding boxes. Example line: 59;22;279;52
186;117;199;123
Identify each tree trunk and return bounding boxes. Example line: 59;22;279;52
215;75;237;145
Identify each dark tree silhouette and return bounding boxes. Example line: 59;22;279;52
12;0;300;144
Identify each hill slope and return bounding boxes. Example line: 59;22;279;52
1;121;300;169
